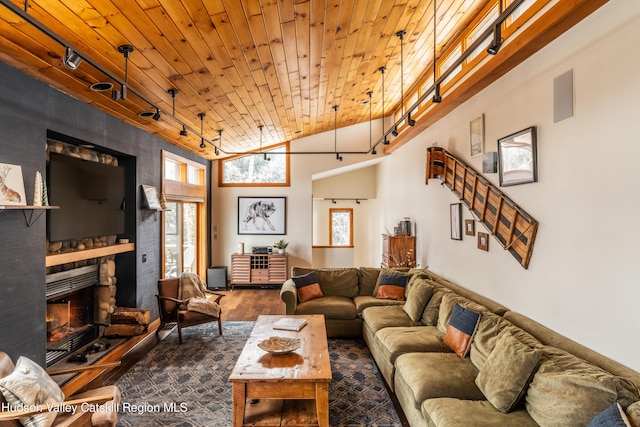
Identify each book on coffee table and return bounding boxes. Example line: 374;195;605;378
272;317;307;331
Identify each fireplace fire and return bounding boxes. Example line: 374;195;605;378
46;301;70;342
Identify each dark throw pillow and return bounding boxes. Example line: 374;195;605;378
443;303;481;358
375;274;409;301
292;271;324;303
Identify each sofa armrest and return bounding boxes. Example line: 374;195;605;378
280;279;298;315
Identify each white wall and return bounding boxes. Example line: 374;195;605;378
376;0;640;370
211;1;640;370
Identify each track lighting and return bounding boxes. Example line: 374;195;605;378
408;113;416;126
356;199;360;204
433;84;442;103
214;146;219;155
180;125;188;137
111;88;121;100
336;153;343;161
198;112;206;149
200;138;206;149
487;25;503;55
63;47;82;69
152;108;161;121
372;148;377;155
117;44;134;100
168;88;178;115
264;153;271;161
332;199;336;204
391;127;399;137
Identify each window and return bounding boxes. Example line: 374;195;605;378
330;208;353;246
219;142;290;186
162;151;207;278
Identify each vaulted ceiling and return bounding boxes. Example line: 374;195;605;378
0;0;606;160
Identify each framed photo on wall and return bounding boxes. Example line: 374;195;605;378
478;232;489;251
450;203;462;240
238;197;286;235
470;115;484;158
498;126;538;186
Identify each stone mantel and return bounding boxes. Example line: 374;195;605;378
45;243;135;267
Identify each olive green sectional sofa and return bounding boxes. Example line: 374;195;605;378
280;267;640;427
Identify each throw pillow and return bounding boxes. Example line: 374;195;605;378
0;356;65;427
443;303;481;358
475;331;542;413
372;269;411;297
375;274;409;301
402;279;433;321
292;271;324;303
587;403;632;427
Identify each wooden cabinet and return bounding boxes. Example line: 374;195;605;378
230;254;288;287
382;234;416;268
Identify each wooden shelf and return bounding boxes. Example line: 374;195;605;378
0;205;59;226
46;243;135;267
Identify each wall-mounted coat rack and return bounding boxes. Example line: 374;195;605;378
426;147;538;269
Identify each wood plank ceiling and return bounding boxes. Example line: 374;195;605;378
0;0;486;159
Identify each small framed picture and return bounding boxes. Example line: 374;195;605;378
141;185;162;210
478;232;489;251
0;163;27;206
465;219;475;236
470;115;484;158
450;203;462;241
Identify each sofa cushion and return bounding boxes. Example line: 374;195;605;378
625;401;640;426
374;326;448;364
0;356;65;427
525;346;640;427
587;403;632;427
361;305;418;334
354;296;404;315
443;303;481;358
295;295;357;320
422;398;539;427
421;287;447;326
291;267;359;298
394;352;484;403
375;273;409;300
357;267;381;296
292;271;324;303
470;312;542;371
403;278;434;321
475;331;542;413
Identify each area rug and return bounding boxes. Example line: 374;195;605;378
115;321;402;426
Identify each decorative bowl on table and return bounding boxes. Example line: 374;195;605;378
257;336;301;354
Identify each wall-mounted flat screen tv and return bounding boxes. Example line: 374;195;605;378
48;152;125;242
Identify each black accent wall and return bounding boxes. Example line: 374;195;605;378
0;62;210;364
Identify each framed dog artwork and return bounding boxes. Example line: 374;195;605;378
238;197;286;235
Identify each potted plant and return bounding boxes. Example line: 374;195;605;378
273;239;288;254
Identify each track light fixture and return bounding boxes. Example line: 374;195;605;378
152;108;161;121
356;199;360;204
180;125;188;137
63;47;82;69
333;105;342;160
396;30;406;117
391;127;399;137
198;112;206;149
168;89;178;115
433;84;442;103
117;44;134;100
487;24;503;55
332;199;336;204
214;146;219;155
379;66;388;145
367;91;375;155
408;113;416;126
218;129;223;148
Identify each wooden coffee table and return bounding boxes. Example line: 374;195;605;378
229;315;331;427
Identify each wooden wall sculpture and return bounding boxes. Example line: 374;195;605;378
426;147;538;269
